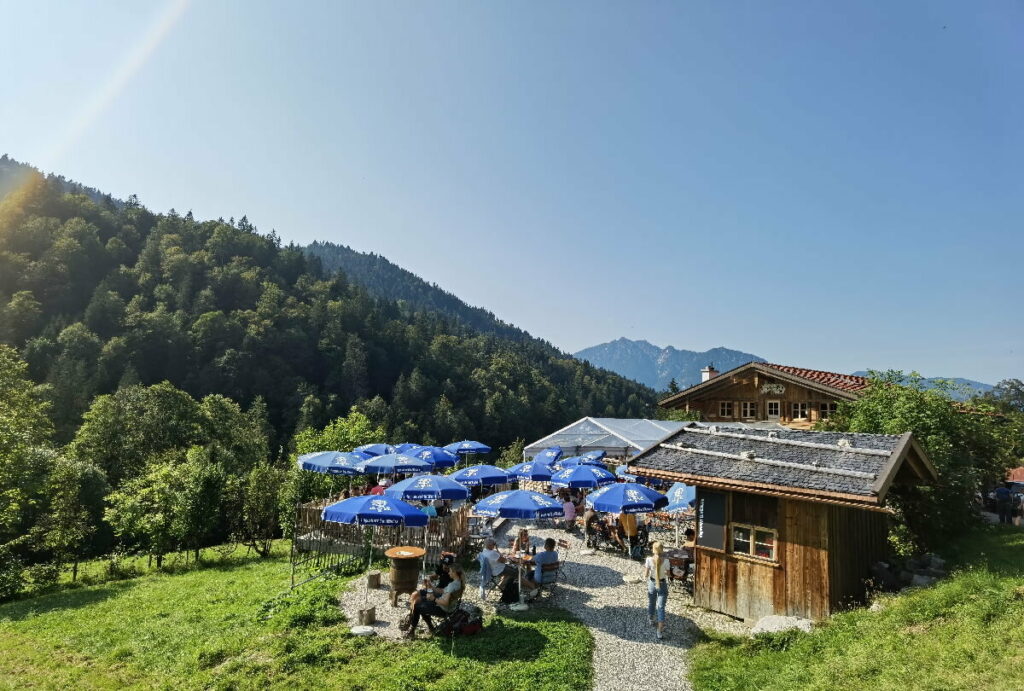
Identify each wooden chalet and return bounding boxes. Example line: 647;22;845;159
659;362;871;429
630;424;937;621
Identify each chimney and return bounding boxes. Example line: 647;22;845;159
701;363;719;383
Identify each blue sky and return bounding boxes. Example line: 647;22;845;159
2;1;1021;383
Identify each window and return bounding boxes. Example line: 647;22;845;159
766;400;780;417
731;523;777;561
719;401;733;418
791;402;808;419
741;401;757;418
819;402;838;419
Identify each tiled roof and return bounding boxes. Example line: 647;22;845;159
630;424;909;501
761;364;870;393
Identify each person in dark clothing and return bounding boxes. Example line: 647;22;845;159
994;485;1013;524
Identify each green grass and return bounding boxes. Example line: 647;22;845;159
0;546;593;690
688;525;1024;691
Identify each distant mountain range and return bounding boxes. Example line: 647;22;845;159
575;338;994;400
573;339;764;391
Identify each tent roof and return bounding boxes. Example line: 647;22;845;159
524;418;688;457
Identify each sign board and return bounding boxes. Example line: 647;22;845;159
696;489;727;550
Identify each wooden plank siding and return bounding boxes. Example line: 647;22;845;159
827;504;889;610
670;372;843;427
694;492;836;621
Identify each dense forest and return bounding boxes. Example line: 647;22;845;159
304;240;538;345
0;164;655;450
0;161;657;594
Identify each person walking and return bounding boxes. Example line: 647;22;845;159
644;540;670;640
994;485;1013;524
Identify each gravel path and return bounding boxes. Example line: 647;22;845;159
338;522;748;689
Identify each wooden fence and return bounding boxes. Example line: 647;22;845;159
290;498;472;587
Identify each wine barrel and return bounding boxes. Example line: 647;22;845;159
385;546;426;607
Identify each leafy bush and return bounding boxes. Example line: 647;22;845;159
0;547;24;601
24;562;60;594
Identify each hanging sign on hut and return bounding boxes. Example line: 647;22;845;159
696;490;727;550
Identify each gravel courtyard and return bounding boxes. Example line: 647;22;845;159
341;521;748;690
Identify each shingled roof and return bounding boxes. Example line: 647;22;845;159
630;423;936;508
760;364;870;393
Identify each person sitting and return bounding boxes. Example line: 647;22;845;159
478;537;510;598
420;500;438;518
404;554;456;624
512;528;530;553
405;564;464;638
369;478;390;496
434;499;450;518
584;509;605;547
561;492;577;532
617;512;639;554
519;538;559;596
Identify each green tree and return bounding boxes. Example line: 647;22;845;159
105;459;181;568
38;456;109;581
173;447;226;563
495;438;525;468
824;371;1011;550
667;378;680;395
241;463;285;557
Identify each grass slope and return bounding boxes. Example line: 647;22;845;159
0;547;592;690
688;526;1024;691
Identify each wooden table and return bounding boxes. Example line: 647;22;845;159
385;545;426;606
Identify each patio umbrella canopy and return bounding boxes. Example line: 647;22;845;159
359;453;433;475
550;465;616;489
297;451;364;475
582;450;607;461
393;443;423;454
507;461;554;482
321;495;429;527
448;464;510;487
664;482;697;512
444;440;492;455
614;464;638;481
554;456;606;470
384;474;470;502
586;482;668;514
354;443;396;457
411;446;460;469
472;489;564;520
531;447;563;465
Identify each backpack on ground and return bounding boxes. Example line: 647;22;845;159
457;603;484;636
499;577;520;604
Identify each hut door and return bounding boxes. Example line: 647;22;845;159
766;400;781;421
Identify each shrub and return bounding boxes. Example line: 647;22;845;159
0;547;24;601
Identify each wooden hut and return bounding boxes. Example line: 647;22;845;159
630;424;937;621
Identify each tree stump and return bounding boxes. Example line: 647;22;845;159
358;606;376;625
366;570;381;589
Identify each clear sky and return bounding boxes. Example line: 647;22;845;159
2;1;1021;383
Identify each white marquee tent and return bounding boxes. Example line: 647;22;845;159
523;417;688;460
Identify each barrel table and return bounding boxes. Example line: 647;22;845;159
385;545;426;606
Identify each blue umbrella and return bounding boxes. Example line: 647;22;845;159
664;482;697;512
555;456;605;470
298;451;365;476
615;464;638;481
412;446;460;469
532;447;563;465
586;482;668;514
360;453;433;475
448;464;510;487
507;461;554;482
582;450;607;461
384;474;469;502
321;495;429;527
472;489;564;520
394;443;423;454
444;440;492;455
349;450;374;461
354;443;395;457
550;465;616;489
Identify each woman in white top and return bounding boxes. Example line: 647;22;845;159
643;540;670;640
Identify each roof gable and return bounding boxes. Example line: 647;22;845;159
630;424;936;508
659;361;870;407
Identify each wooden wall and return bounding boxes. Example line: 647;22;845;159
827;504;889;610
665;371;846;427
693;492;836;621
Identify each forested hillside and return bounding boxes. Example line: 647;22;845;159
303;240;536;345
0;166;654;450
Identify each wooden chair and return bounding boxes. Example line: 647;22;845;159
556;538;573;585
534;561;562;600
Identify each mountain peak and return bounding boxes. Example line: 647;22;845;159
574;338;765;390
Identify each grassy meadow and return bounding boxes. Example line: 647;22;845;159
688;525;1024;691
0;544;592;690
